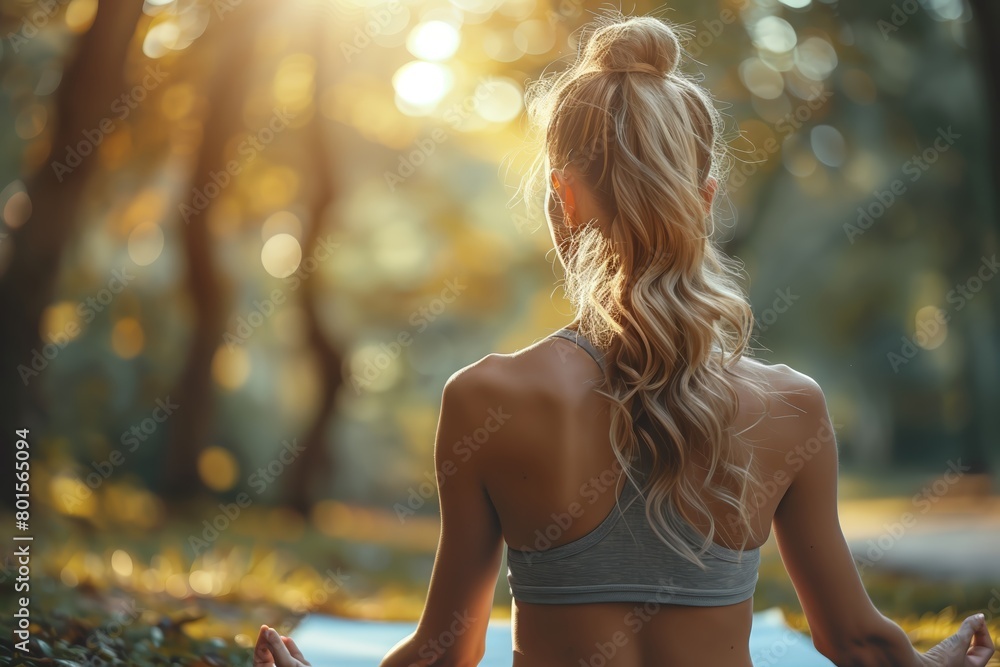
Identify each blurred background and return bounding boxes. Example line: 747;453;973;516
0;0;998;663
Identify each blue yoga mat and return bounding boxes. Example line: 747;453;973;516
291;607;834;666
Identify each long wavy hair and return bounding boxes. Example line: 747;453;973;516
518;11;773;567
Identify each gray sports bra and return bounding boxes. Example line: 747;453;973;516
505;327;760;606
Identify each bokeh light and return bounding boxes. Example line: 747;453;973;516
197;446;240;492
41;301;82;343
475;78;523;123
143;20;181;59
261;232;303;278
261;210;303;241
740;58;785;99
2;187;31;228
393;61;453;112
513;19;555;55
407;21;461;60
111;317;145;359
128;222;165;266
915;306;949;350
810;125;847;167
749;16;797;54
212;346;251;390
111;549;134;577
795;37;838;81
65;0;98;33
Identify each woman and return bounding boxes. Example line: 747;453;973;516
255;12;995;667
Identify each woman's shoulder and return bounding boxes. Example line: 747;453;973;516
734;356;824;397
731;356;831;440
444;346;573;409
448;330;597;389
446;346;828;409
441;338;599;438
444;350;528;395
436;348;577;471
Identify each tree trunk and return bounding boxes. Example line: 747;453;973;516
283;18;344;513
0;0;144;505
160;0;271;497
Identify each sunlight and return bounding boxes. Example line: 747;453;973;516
407;21;461;61
393;61;453;113
142;20;181;59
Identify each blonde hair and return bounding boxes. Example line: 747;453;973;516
519;11;771;567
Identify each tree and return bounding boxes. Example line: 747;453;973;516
161;0;273;497
0;0;144;506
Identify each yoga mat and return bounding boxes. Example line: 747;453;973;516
290;607;834;666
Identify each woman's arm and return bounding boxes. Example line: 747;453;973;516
379;363;506;667
771;374;994;667
255;363;505;667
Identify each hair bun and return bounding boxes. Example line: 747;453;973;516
581;16;681;78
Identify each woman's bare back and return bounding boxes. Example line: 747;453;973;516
474;334;817;667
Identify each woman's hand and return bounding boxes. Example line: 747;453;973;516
253;624;311;667
920;614;995;667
